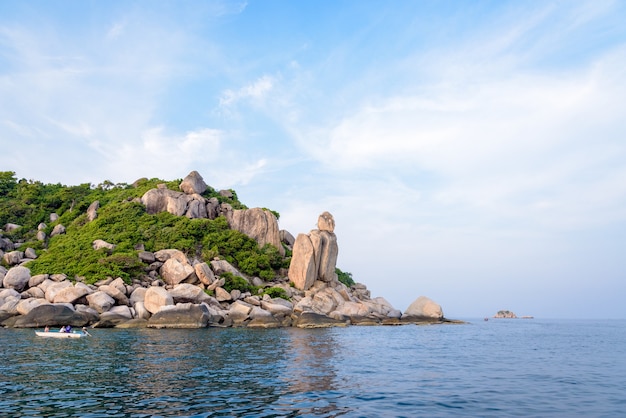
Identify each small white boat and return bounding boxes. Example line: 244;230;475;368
35;330;90;339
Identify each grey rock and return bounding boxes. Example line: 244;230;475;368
3;251;23;266
160;258;195;286
11;304;89;328
144;286;173;314
147;303;210;328
179;171;208;195
228;208;284;256
87;200;100;221
194;262;215;286
86;291;116;314
138;251;155;263
169;283;212;304
50;224;66;237
92;239;116;251
402;296;444;322
3;266;31;292
294;312;349;328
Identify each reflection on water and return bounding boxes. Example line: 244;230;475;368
0;327;349;417
276;328;348;416
2;321;626;417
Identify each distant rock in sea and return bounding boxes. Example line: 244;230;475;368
493;310;517;318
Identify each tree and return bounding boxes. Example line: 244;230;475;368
0;171;17;196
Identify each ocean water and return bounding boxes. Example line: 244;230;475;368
1;319;625;417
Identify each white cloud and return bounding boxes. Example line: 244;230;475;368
219;75;275;109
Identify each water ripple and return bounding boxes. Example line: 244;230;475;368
1;320;626;416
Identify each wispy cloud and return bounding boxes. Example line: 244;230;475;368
219;75;275;109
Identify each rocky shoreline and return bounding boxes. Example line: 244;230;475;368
1;171;454;329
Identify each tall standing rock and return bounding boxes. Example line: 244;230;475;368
309;230;338;282
289;234;318;291
288;212;339;291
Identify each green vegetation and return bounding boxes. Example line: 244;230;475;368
221;272;258;294
261;286;289;300
336;268;355;287
0;172;282;284
1;171;356;291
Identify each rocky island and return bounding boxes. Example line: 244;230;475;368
0;171;452;329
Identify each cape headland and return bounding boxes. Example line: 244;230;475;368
0;171;456;329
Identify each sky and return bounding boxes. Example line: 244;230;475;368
1;0;625;319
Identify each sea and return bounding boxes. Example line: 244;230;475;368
1;318;625;417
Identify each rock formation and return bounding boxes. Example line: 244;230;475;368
227;208;285;256
0;171;453;329
493;310;517;318
288;212;338;291
401;296;444;321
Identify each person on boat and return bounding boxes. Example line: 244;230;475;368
82;327;91;336
44;325;50;332
59;326;66;333
66;325;72;333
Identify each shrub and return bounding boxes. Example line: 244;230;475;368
261;286;289;300
8;174;288;285
221;272;258;294
336;268;355;287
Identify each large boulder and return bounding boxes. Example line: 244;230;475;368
3;266;31;292
129;287;148;306
228;208;284;256
144;286;174;314
0;288;20;303
0;294;21;314
169;283;212;304
194;262;215;286
133;301;151;320
147;303;210;328
160;258;195;286
215;287;232;302
179;171;208;195
28;274;48;288
44;281;73;303
248;305;285;328
53;283;92;304
280;230;295;247
99;284;130;306
141;186;193;216
402;296;444;322
186;194;208;219
95;305;134;328
332;301;371;318
3;250;23;266
11;304;89;328
86;291;116;314
210;259;244;278
226;300;253;324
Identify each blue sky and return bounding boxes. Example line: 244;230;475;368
1;0;625;319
